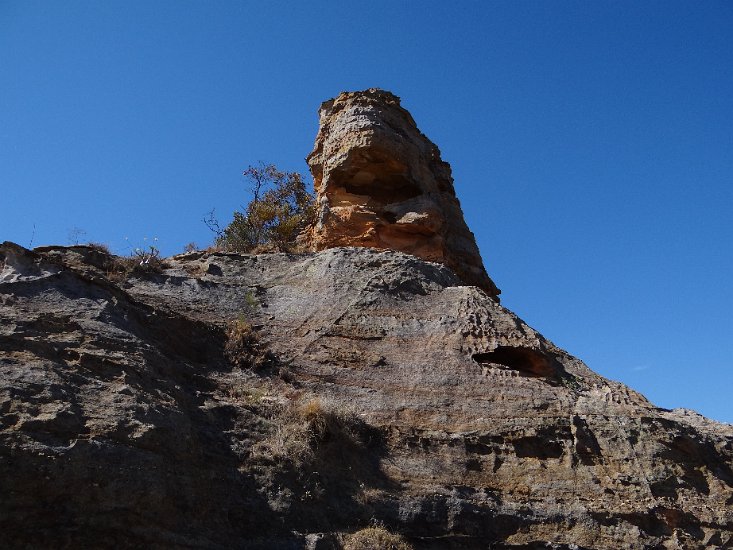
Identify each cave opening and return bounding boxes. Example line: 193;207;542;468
338;169;422;205
472;346;557;378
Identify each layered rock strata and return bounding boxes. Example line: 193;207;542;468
305;89;500;299
1;241;731;549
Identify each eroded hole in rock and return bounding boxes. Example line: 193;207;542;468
381;211;397;224
339;170;422;205
473;346;557;378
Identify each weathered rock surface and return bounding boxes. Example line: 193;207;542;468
1;241;731;549
304;89;500;299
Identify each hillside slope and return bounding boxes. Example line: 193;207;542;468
1;241;731;549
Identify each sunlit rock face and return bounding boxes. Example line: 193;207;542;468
3;242;731;548
305;88;501;299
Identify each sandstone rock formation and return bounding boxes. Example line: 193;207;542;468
1;241;731;549
304;89;500;299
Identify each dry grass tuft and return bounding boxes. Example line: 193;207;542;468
86;242;111;254
251;397;364;469
342;526;413;550
107;246;167;281
223;383;270;407
224;317;272;369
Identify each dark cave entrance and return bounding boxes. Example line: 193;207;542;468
472;346;558;378
337;169;422;205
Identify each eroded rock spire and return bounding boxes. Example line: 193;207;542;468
305;89;500;299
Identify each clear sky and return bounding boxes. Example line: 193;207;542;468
1;1;731;423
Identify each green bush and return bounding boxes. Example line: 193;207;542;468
209;163;315;253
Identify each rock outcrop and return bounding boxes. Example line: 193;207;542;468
305;89;500;299
1;241;731;549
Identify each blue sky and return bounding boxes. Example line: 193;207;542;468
1;1;731;423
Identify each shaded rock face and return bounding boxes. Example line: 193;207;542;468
1;241;731;549
305;89;500;299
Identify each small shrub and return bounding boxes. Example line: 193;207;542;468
183;242;198;253
131;245;164;272
300;398;325;419
86;242;111;254
251;397;364;469
224;317;272;369
296;397;367;446
206;163;315;253
107;245;166;282
243;290;259;311
343;526;413;550
253;408;314;469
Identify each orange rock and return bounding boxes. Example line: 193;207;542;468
304;89;501;300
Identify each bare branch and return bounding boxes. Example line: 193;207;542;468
203;209;224;238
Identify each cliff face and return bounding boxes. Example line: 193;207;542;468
305;89;500;299
1;241;731;549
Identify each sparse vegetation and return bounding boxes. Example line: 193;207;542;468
86;242;111;254
107;245;166;281
342;526;413;550
251;397;365;469
67;226;87;245
243;289;259;311
206;162;315;253
224;316;273;369
130;245;164;272
559;372;581;391
223;382;270;407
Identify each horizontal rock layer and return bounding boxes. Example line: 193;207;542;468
1;242;731;548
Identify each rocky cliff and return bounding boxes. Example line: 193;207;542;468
1;91;732;549
1;242;731;549
304;89;500;299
